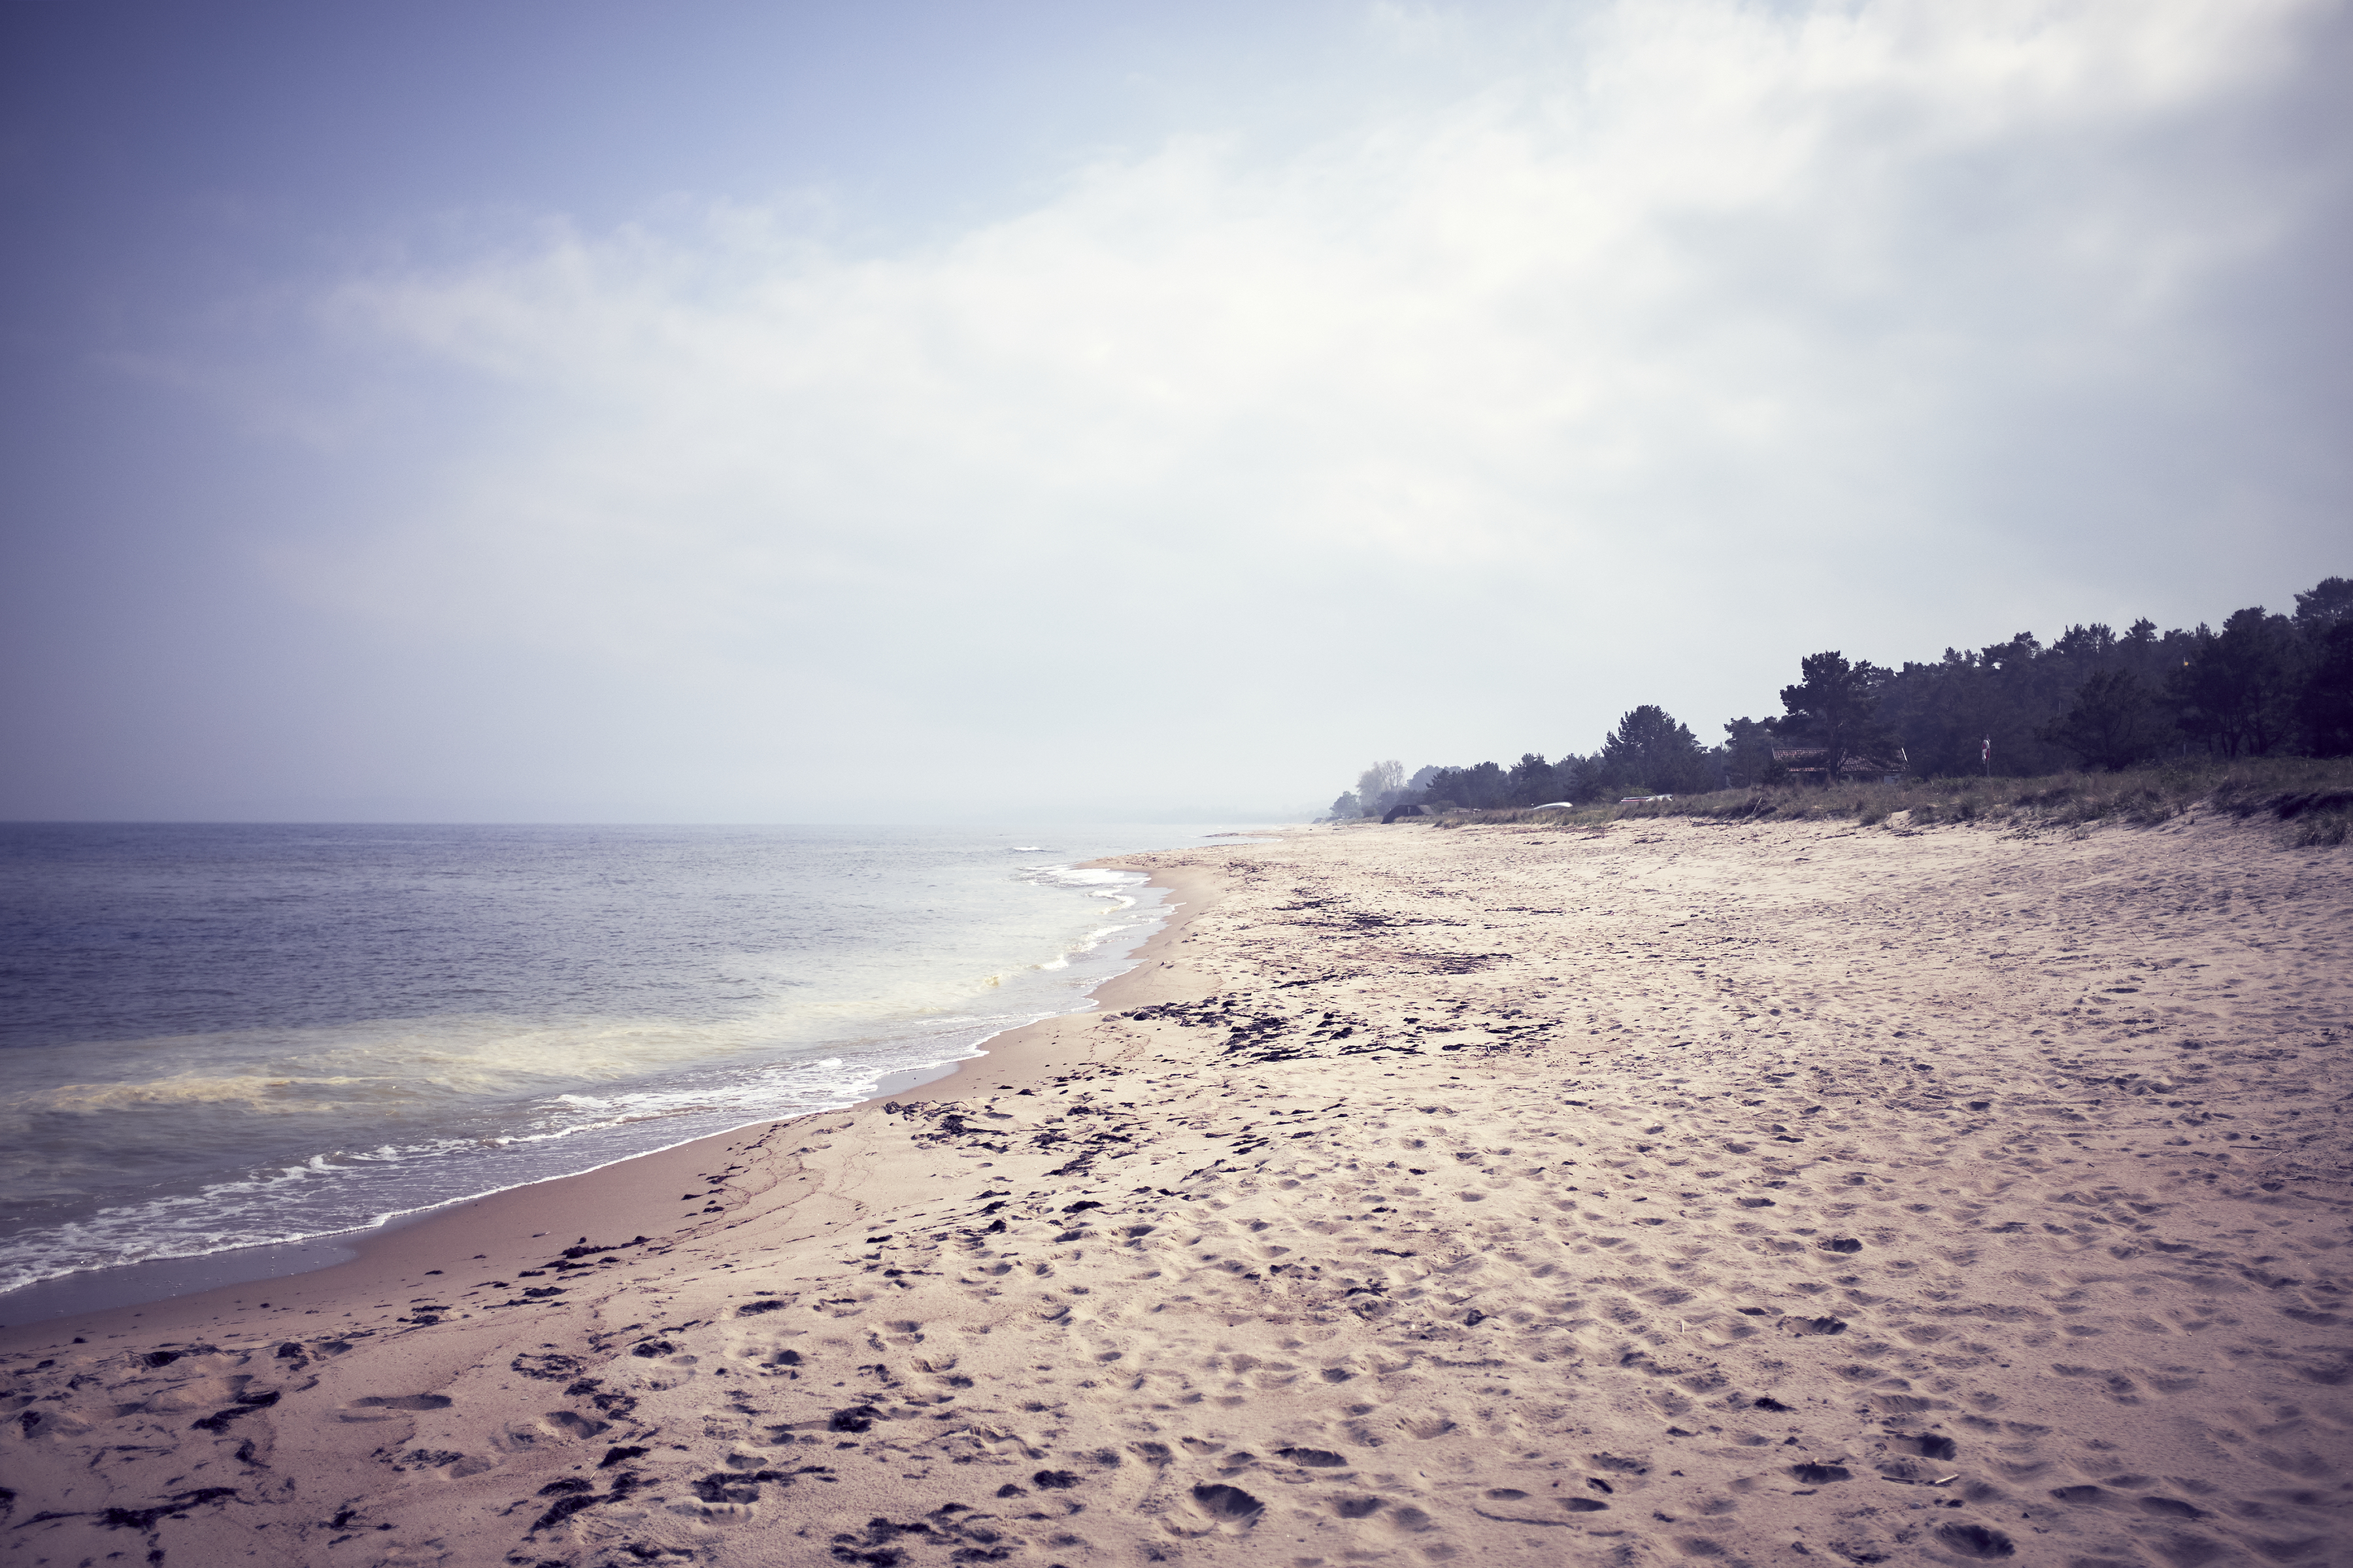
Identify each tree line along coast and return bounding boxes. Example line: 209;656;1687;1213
1329;573;2353;819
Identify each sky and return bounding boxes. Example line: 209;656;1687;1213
3;0;2347;822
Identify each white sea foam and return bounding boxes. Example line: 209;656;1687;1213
1019;863;1139;888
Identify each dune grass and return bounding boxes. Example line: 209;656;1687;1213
1425;756;2353;847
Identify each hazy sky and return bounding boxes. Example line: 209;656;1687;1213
4;0;2347;822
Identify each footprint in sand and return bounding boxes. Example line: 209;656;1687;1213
2048;1482;2208;1519
1473;1487;1610;1527
127;1376;248;1413
509;1352;586;1380
1167;1481;1263;1536
1936;1522;2017;1558
339;1393;453;1422
1276;1444;1348;1468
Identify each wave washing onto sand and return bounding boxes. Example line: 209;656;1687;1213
1016;862;1147;969
0;826;1228;1300
1;1046;935;1297
0;928;1156;1295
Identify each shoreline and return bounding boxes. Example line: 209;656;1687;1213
0;859;1233;1338
5;815;2344;1568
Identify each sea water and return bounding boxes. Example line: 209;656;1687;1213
0;823;1251;1306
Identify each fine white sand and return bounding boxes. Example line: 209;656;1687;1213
4;814;2346;1568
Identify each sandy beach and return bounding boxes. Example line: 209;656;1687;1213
4;813;2348;1568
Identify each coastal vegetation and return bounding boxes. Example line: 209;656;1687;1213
1428;755;2353;848
1328;575;2352;821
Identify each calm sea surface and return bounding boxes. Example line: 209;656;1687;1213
0;823;1250;1301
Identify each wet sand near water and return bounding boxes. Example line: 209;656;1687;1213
3;816;2346;1568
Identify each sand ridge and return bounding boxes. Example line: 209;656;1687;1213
3;814;2347;1567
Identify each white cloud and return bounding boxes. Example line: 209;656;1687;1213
267;0;2341;816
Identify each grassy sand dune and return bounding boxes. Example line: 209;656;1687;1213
1452;757;2353;845
3;809;2347;1567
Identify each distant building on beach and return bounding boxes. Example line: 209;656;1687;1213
1773;746;1909;785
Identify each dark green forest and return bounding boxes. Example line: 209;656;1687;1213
1329;575;2353;818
